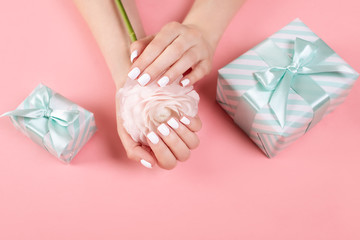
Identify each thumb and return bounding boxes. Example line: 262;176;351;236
127;145;157;169
129;35;154;63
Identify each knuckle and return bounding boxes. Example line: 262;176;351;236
130;41;142;50
170;134;182;147
183;130;195;142
195;67;205;79
142;54;154;64
188;28;202;39
146;65;160;76
178;149;191;162
126;150;136;160
166;21;180;29
137;51;153;65
162;22;177;32
166;70;179;81
160;157;177;170
189;135;200;150
199;63;211;76
198;119;203;131
148;39;162;52
187;50;199;63
205;62;212;73
170;43;185;57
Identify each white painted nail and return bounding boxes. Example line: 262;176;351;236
157;76;169;87
167;118;179;129
180;116;190;125
157;123;170;136
181;78;190;87
130;50;138;63
140;159;152;168
128;67;140;80
147;131;159;144
138;73;151;86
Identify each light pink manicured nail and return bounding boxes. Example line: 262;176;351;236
167;118;179;129
157;123;170;136
157;76;169;87
140;159;152;168
128;67;140;80
147;131;159;144
181;79;190;87
130;50;138;63
180;116;190;125
138;73;151;86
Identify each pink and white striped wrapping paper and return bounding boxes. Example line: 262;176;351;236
216;18;359;157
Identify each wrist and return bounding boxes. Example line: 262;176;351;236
182;21;221;51
113;72;128;91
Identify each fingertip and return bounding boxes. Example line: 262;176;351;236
130;145;157;169
180;78;190;87
180;114;202;132
137;73;151;86
157;76;169;87
158;159;177;170
139;153;157;169
130;50;138;63
192;114;202;131
146;131;160;145
140;159;153;169
180;115;191;125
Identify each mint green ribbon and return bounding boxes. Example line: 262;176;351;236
249;37;353;128
1;86;79;157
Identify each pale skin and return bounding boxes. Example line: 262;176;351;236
73;0;245;169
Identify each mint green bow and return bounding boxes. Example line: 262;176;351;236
252;37;353;128
1;86;79;157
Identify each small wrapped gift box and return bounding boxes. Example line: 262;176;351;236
1;84;97;163
216;18;359;157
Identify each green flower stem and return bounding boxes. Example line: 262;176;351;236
114;0;137;42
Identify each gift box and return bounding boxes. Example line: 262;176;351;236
216;18;359;157
1;84;97;163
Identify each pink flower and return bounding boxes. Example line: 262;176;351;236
116;77;200;145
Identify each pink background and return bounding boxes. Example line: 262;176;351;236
1;0;359;239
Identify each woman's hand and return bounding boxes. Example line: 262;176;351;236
127;21;215;88
116;98;202;170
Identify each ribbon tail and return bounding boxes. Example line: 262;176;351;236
301;64;356;75
291;75;330;131
0;109;45;118
234;83;272;135
269;71;294;128
47;120;73;157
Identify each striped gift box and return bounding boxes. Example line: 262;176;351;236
216;18;359;157
2;84;97;163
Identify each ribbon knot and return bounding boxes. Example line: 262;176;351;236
286;65;299;74
251;37;352;128
1;85;80;157
44;108;53;118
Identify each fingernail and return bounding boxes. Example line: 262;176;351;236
128;67;140;80
157;123;170;136
157;76;169;87
147;131;159;144
180;116;190;125
130;50;138;63
138;73;151;86
140;159;152;168
167;118;179;129
181;78;190;87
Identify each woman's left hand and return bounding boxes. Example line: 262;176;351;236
127;21;214;88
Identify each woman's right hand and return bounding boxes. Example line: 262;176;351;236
127;21;215;88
